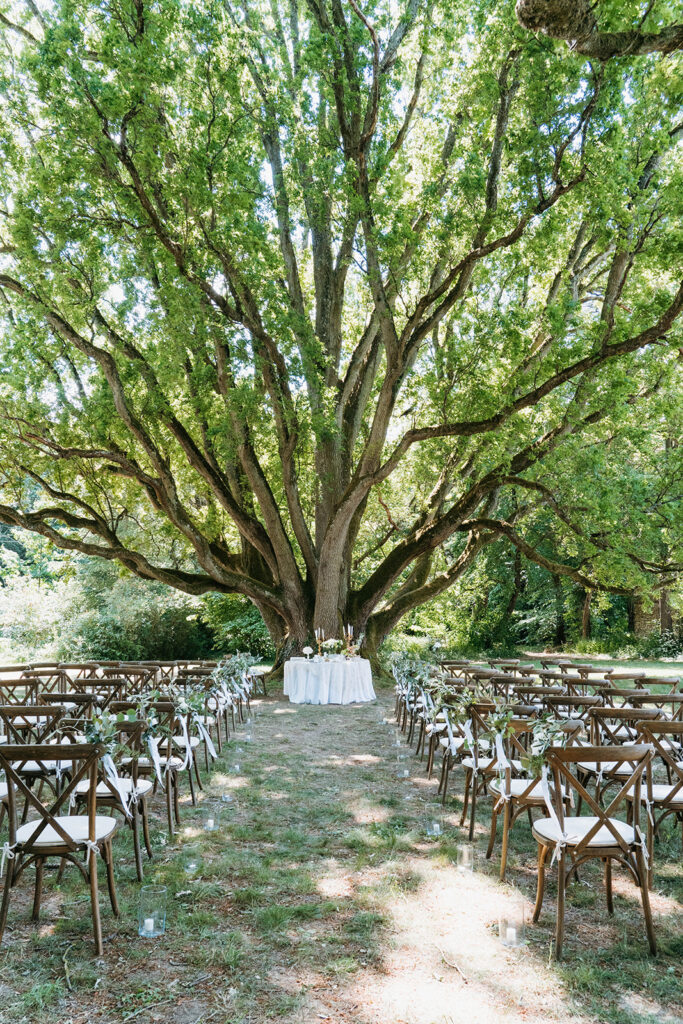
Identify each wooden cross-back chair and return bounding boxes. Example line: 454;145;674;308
579;707;662;807
0;705;68;817
71;677;128;709
531;743;655;960
73;718;154;882
0;742;119;956
110;700;184;836
543;694;603;729
629;692;683;722
58;663;100;681
21;668;68;694
39;691;97;727
486;719;581;881
459;701;521;840
0;679;39;707
634;720;683;867
595;686;650;708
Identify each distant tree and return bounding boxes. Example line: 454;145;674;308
0;1;681;666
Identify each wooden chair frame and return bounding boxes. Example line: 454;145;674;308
0;742;119;955
531;743;655;960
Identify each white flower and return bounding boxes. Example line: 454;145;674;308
302;646;313;655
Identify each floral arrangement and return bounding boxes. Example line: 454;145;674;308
522;714;571;777
322;637;344;655
84;708;137;756
302;646;313;658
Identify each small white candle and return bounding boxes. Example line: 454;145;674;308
506;926;517;945
143;917;155;935
433;822;441;835
205;818;215;830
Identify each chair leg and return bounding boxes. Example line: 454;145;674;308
532;842;548;923
460;770;471;825
0;856;13;945
486;805;498;861
104;842;119;917
636;848;657;955
193;755;203;793
555;852;566;961
468;774;477;840
88;849;104;956
31;858;44;921
165;779;175;837
172;774;181;826
500;800;512;881
141;801;154;860
132;805;143;882
604;857;613;915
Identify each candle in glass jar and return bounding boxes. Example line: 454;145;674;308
206;817;215;830
143;917;155;935
506;926;517;944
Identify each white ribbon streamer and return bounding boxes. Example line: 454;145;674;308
194;716;217;760
147;735;165;788
103;752;133;820
541;766;575;866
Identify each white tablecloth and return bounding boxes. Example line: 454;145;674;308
284;657;375;705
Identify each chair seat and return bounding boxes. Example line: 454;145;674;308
490;777;566;803
634;783;683;810
173;735;200;749
462;756;523;773
17;760;62;774
578;760;633;777
73;777;154;798
0;782;7;803
439;735;465;753
16;815;117;849
533;815;635;849
121;755;184;770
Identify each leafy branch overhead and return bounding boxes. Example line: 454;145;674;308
0;0;681;662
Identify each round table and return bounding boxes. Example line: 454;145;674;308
284;657;375;705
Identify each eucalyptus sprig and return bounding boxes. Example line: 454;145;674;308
522;715;571;778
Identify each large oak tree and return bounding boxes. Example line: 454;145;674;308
0;0;681;666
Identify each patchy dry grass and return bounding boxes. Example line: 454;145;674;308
0;686;681;1024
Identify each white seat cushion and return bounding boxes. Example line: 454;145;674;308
578;760;633;777
0;782;7;802
16;760;61;774
121;755;184;770
490;777;566;802
534;815;635;849
462;756;523;772
16;814;117;849
173;736;200;749
640;783;683;810
73;777;154;798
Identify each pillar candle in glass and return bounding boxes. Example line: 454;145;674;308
138;885;167;938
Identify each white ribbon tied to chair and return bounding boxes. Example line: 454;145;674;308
147;735;165;789
193;715;218;760
493;733;512;810
102;752;133;820
0;841;15;876
462;719;476;774
541;765;576;866
176;714;193;770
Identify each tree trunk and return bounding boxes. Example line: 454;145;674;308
627;596;636;633
553;574;566;645
581;590;592;640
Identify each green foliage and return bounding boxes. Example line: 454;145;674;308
202;595;275;661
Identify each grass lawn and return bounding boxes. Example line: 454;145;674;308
0;684;681;1024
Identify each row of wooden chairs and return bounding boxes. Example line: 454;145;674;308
394;667;682;959
0;667;255;955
